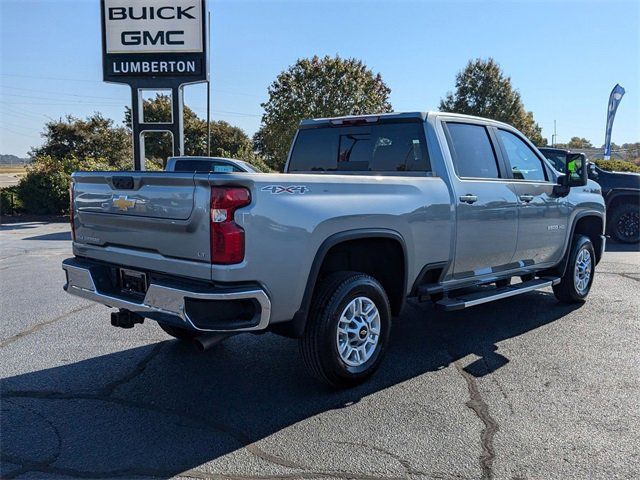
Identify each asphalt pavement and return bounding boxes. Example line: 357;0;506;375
1;221;638;480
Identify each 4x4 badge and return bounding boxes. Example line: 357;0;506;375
262;185;309;194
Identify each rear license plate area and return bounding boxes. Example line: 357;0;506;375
119;268;148;296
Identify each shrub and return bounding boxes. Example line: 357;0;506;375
1;186;23;216
594;158;640;173
16;156;115;215
17;166;70;214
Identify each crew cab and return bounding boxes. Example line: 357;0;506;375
63;112;605;387
539;147;639;244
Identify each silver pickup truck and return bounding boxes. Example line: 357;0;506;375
63;112;605;387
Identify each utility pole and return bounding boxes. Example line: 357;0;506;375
206;10;211;157
551;120;557;147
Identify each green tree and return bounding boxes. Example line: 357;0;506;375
440;58;546;146
621;142;640;159
31;113;132;168
567;137;593;149
255;55;393;171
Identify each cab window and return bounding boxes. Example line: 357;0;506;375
288;122;430;173
498;130;547;181
445;123;501;179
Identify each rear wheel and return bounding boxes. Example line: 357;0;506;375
159;323;199;341
609;203;639;244
553;235;595;303
300;272;391;388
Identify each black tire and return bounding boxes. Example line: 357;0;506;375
609;203;640;244
159;323;199;341
553;235;595;303
299;271;391;388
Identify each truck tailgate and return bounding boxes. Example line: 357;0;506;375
72;172;212;268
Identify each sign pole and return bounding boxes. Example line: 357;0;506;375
173;85;185;157
206;11;211;157
130;87;143;170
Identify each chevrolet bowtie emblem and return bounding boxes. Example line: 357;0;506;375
112;195;136;211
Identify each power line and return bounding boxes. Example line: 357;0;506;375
0;73;263;98
0;101;259;118
0;120;37;133
0;93;125;105
0;73;103;83
0;106;48;120
1;85;125;101
0;101;125;107
0;125;40;139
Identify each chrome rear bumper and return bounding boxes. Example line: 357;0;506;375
62;258;271;333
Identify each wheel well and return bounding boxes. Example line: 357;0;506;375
317;237;406;316
574;215;604;263
607;193;640;216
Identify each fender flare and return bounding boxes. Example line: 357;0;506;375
554;211;605;276
605;189;640;209
275;228;408;338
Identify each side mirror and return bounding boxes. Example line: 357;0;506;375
553;153;587;196
565;153;588;187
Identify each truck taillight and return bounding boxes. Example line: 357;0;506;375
210;187;250;264
69;186;76;241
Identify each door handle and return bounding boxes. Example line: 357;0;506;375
459;194;478;204
519;194;534;203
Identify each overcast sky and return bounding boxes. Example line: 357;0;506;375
1;0;639;157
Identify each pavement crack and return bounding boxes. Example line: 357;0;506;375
334;441;427;478
2;398;63;466
97;342;166;396
0;304;95;348
0;458;404;480
454;361;499;480
598;271;640;283
1;387;310;474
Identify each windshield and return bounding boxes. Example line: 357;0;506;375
539;151;566;172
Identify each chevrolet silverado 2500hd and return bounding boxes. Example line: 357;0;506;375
63;112;605;387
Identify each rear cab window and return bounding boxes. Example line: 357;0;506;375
287;121;430;174
444;122;501;179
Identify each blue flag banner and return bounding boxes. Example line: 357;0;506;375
603;84;625;160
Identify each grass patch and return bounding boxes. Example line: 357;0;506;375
0;165;27;174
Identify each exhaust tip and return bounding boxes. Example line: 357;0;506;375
193;333;229;352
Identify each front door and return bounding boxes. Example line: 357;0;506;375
443;122;519;279
495;129;569;266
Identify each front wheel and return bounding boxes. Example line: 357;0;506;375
300;272;391;388
553;235;595;303
609;203;640;244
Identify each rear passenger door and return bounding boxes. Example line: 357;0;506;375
495;129;568;266
443;122;519;279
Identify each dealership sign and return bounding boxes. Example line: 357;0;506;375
101;0;208;84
